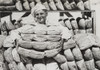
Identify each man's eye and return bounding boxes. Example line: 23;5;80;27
36;14;39;16
40;13;44;15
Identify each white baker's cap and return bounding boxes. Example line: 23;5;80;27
31;3;47;15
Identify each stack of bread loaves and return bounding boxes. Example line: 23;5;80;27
3;24;68;70
3;24;100;70
63;33;100;70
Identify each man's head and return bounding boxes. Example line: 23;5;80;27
31;3;47;24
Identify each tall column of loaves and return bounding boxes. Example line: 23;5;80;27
63;37;79;70
63;33;100;70
0;35;7;70
73;33;100;70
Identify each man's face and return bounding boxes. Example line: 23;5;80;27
34;10;47;24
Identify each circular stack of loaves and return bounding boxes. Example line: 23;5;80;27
63;33;100;70
3;25;100;70
3;25;65;70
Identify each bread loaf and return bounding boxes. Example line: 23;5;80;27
74;33;87;41
32;34;47;42
15;1;23;11
75;34;93;50
95;61;100;69
72;46;83;61
63;38;76;50
0;62;7;70
21;34;34;41
54;0;64;10
21;27;35;34
3;36;16;48
60;61;69;70
46;35;61;42
67;61;78;70
76;1;84;10
0;49;4;62
0;35;6;48
53;54;67;63
88;33;100;47
47;41;61;49
64;19;72;30
48;0;57;10
78;18;86;29
70;30;74;36
86;18;92;28
45;47;61;57
18;40;33;49
18;40;47;50
70;1;77;9
43;1;50;10
76;60;87;70
23;0;30;10
85;59;95;70
64;49;75;61
29;2;35;9
8;61;18;70
63;0;72;10
12;48;21;63
34;30;47;35
86;28;92;33
4;48;14;63
17;47;44;59
18;62;27;70
84;0;90;10
26;63;33;70
92;47;100;60
82;49;93;60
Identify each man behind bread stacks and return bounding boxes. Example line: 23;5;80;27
3;3;72;70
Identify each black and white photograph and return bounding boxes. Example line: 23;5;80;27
0;5;98;70
0;0;100;70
